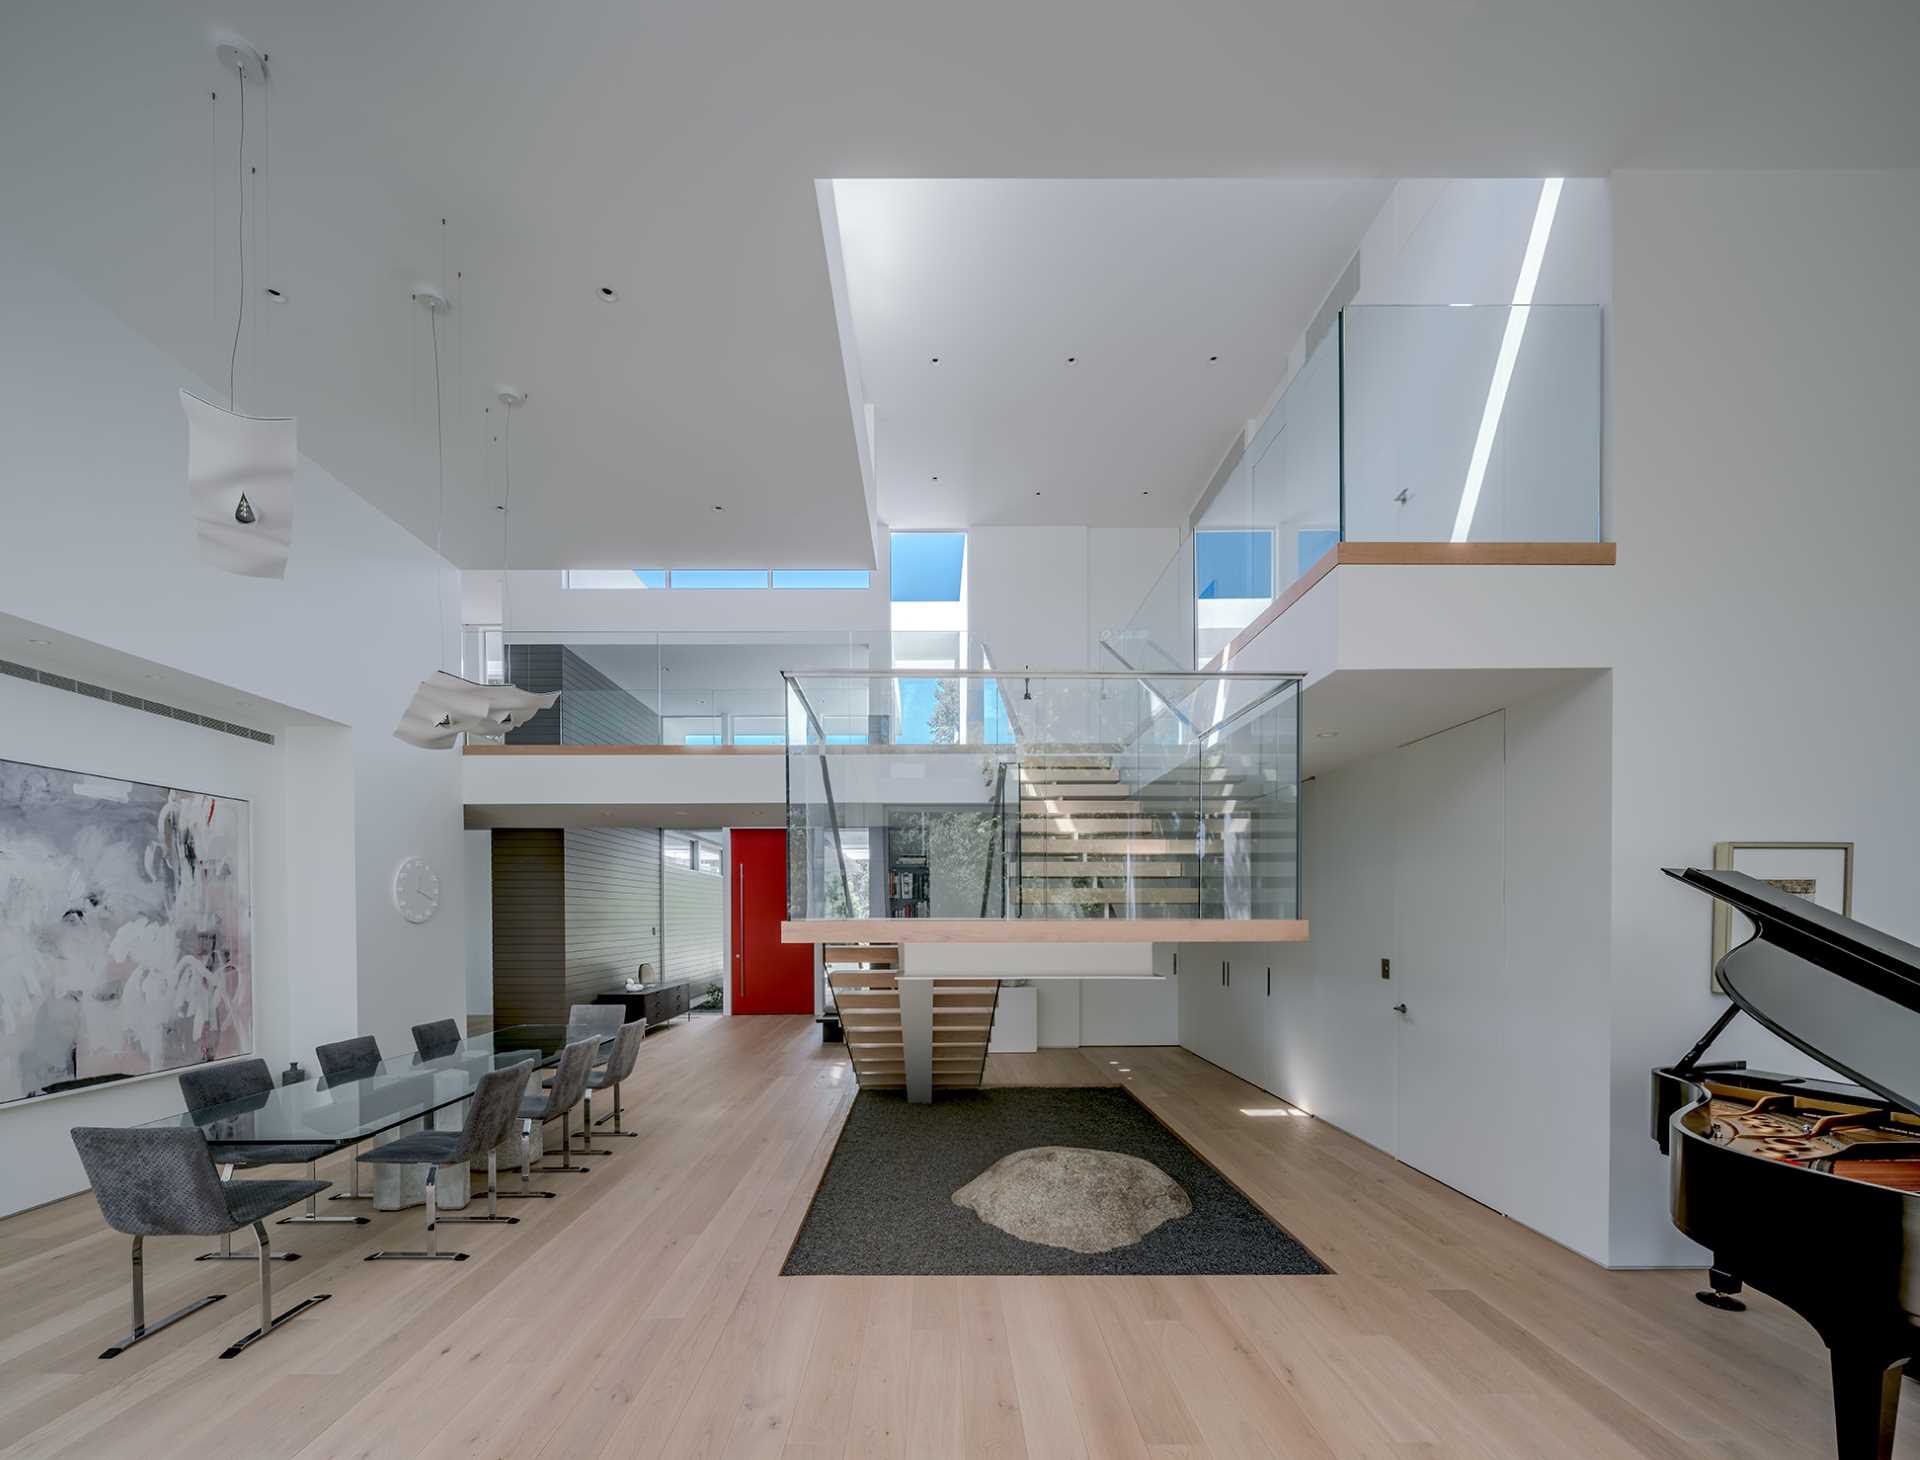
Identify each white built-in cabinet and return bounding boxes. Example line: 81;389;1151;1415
1177;945;1281;1093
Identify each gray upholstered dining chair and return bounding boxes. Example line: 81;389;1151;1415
358;1060;534;1261
411;1018;462;1059
315;1034;382;1081
70;1126;332;1360
178;1059;365;1249
314;1034;384;1204
506;1035;599;1193
550;1018;646;1141
564;1004;624;1155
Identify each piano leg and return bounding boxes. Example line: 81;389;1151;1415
1829;1349;1906;1460
1696;1266;1746;1312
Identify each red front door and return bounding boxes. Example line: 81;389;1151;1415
731;828;814;1014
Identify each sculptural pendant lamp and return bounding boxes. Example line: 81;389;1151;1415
186;38;296;579
393;293;555;749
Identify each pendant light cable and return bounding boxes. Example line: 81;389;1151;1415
227;64;246;410
430;302;448;669
501;403;513;684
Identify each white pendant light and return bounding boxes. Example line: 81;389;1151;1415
187;34;296;578
182;391;295;577
394;287;557;748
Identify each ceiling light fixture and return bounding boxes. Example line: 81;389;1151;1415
930;356;939;363
713;504;724;512
1208;355;1219;362
931;475;938;481
1065;356;1077;364
598;286;619;302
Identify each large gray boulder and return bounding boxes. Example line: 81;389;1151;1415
952;1146;1191;1253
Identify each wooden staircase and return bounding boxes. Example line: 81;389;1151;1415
1016;750;1294;917
825;945;999;1093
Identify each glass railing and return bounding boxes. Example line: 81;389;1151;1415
1097;301;1603;668
457;630;1003;747
783;669;1301;924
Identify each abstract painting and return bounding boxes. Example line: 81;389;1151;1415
0;758;252;1104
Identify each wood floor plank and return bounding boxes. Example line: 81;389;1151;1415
3;1021;1913;1460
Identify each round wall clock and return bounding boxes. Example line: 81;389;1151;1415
393;856;441;924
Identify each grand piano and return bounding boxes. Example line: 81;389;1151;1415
1653;867;1920;1460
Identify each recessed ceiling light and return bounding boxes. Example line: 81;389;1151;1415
1033;490;1041;497
713;504;724;512
930;356;940;363
931;475;939;481
598;286;619;302
1208;355;1219;362
1141;491;1150;497
1065;356;1077;364
1314;730;1339;740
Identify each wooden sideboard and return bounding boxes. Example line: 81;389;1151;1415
593;979;694;1030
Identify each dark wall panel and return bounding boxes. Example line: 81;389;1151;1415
491;828;565;1026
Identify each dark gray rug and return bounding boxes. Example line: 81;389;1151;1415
782;1086;1329;1276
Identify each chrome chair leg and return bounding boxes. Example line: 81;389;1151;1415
595;1080;639;1137
439;1153;519;1225
329;1143;372;1202
365;1167;469;1261
497;1118;558;1200
216;1222;331;1359
200;1164;297;1260
574;1092;612;1157
100;1236;226;1359
530;1108;590;1174
279;1160;369;1225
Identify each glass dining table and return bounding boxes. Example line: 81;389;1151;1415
137;1025;615;1151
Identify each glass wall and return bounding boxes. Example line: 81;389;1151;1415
459;630;882;746
1096;301;1602;669
785;670;1300;925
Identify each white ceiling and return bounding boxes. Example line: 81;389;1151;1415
839;179;1390;527
4;2;1916;568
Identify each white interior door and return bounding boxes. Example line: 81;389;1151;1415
1391;711;1511;1210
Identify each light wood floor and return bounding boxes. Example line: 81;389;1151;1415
0;1016;1907;1459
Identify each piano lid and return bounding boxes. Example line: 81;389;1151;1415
1667;867;1920;1118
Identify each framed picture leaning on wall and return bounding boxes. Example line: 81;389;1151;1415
1708;840;1853;991
0;757;253;1104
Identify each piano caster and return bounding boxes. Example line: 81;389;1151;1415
1696;1268;1747;1312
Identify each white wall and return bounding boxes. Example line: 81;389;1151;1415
1604;170;1920;1265
0;229;467;1214
1217;675;1612;1263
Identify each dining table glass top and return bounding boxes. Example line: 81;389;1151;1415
136;1025;616;1147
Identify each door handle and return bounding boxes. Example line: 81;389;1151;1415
736;865;747;1001
1392;1003;1408;1015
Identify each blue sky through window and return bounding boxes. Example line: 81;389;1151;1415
670;569;770;589
895;676;940;744
772;568;871;589
1296;529;1340;579
890;533;966;602
1195;530;1275;600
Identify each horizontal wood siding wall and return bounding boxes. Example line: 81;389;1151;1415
664;861;725;991
503;645;564;747
558;649;661;746
492;828;566;1026
564;826;662;1007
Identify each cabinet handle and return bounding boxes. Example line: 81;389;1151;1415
1266;967;1271;997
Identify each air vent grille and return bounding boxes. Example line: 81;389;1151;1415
0;658;274;745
